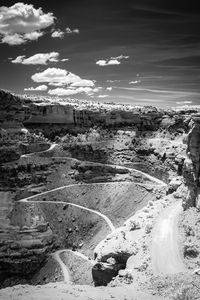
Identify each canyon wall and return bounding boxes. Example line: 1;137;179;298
0;89;163;132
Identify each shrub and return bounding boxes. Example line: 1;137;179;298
0;146;20;163
172;285;195;300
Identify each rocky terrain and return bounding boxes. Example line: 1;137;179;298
1;89;200;299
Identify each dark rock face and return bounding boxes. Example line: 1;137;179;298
92;261;125;286
72;161;129;183
183;117;200;209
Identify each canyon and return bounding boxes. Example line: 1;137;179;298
1;89;200;299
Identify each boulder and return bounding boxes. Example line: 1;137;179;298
92;261;125;286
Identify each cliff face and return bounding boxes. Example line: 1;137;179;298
183;117;200;209
0;89;164;131
24;104;75;124
0;90;30;128
0;192;54;282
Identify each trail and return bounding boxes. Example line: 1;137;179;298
19;198;115;232
51;249;95;283
19;143;180;283
52;250;71;283
51;157;167;187
151;200;186;274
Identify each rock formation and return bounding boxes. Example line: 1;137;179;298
0;89;164;135
183;116;200;209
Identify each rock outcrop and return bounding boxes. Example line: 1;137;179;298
92;260;125;286
0;192;54;285
183;116;200;209
0;89;165;133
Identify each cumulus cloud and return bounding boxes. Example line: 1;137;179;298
106;87;113;91
2;33;25;45
0;2;55;45
24;85;48;91
31;68;81;85
31;67;97;96
61;58;69;62
96;54;129;66
51;29;64;38
66;27;80;34
11;52;59;65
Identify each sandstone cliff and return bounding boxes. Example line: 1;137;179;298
0;89;164;133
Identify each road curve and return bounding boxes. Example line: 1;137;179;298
151;200;186;275
69;250;95;264
52;249;94;283
21;143;57;158
19;199;115;232
52;250;71;282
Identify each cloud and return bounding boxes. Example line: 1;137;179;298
98;95;108;98
51;29;65;38
51;27;79;39
1;31;44;45
111;55;129;60
66;27;80;34
31;68;81;85
48;88;78;96
176;101;193;105
61;58;69;62
129;80;141;84
0;2;55;45
96;59;120;66
48;86;96;96
24;31;44;41
106;87;113;91
31;68;96;95
11;52;59;65
70;79;95;87
106;80;121;83
96;54;129;66
24;85;48;91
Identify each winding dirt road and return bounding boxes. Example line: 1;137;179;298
151;200;186;274
19;198;115;232
19;144;185;282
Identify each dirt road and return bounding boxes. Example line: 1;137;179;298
151;200;186;274
52;250;71;282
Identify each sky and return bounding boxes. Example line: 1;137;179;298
0;0;200;107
